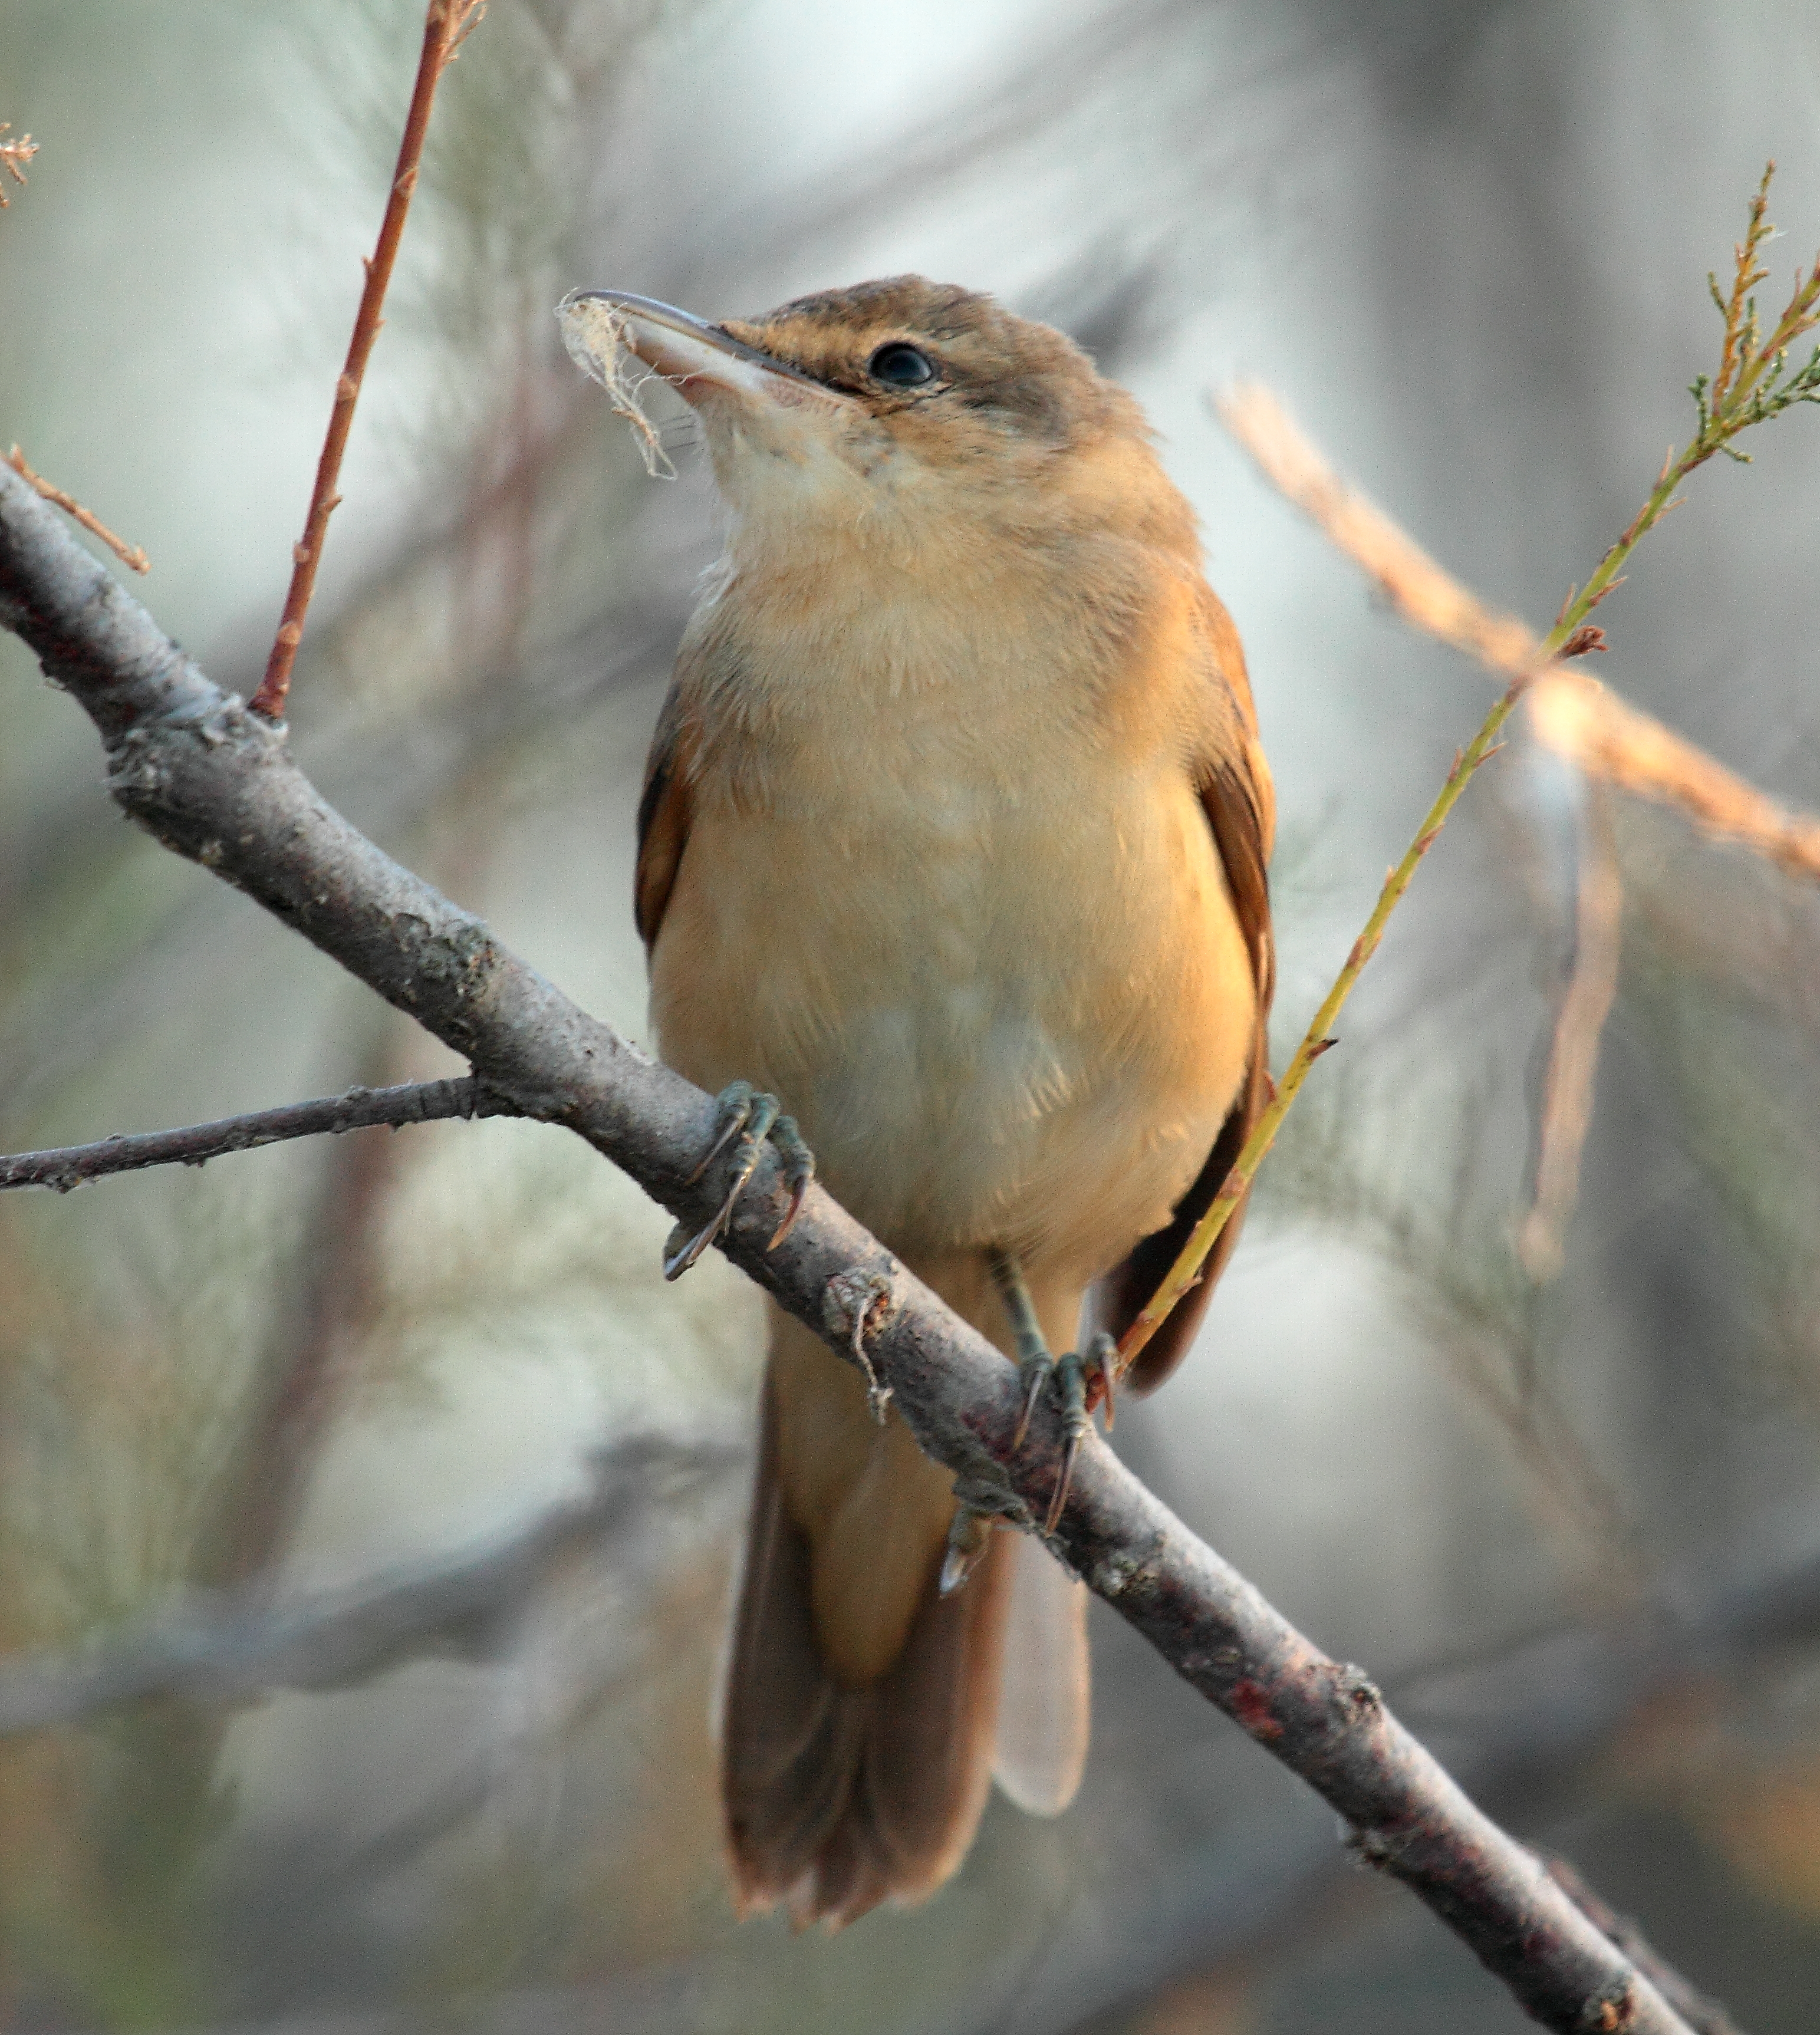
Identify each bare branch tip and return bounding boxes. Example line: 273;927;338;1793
4;443;152;573
262;0;471;723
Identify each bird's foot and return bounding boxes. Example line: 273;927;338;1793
987;1247;1111;1533
1018;1332;1115;1533
663;1080;814;1280
942;1365;1098;1585
939;1473;1031;1595
939;1502;995;1596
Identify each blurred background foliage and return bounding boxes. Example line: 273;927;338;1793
3;0;1820;2029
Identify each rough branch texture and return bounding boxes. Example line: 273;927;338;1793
0;463;1701;2035
0;1076;514;1192
1030;1539;1808;2035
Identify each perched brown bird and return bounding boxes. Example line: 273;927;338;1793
559;276;1274;1927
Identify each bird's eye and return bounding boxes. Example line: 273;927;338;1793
867;341;936;388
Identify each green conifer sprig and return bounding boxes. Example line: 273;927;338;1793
1688;163;1820;463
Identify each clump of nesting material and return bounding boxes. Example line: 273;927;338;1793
557;294;676;479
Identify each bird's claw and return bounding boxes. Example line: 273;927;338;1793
1018;1331;1115;1533
939;1474;1029;1594
1011;1349;1052;1453
939;1503;995;1595
989;1249;1112;1531
664;1080;815;1280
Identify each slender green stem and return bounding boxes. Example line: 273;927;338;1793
1117;663;1541;1369
1117;164;1820;1372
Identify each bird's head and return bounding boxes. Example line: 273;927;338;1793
558;276;1184;567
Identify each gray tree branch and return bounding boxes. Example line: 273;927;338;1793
1020;1535;1820;2032
0;463;1711;2035
0;1075;516;1193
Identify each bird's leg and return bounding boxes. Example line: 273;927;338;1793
663;1079;815;1280
988;1246;1055;1450
988;1250;1112;1532
939;1250;1049;1594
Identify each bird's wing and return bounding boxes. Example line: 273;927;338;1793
1099;588;1275;1393
633;677;696;951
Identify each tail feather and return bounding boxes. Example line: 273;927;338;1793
722;1371;1015;1927
992;1526;1091;1817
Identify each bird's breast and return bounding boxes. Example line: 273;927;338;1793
648;647;1255;1279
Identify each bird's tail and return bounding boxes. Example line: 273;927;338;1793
719;1273;1090;1928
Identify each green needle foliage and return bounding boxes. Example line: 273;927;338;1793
1691;162;1820;461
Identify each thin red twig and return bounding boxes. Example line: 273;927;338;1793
248;0;486;722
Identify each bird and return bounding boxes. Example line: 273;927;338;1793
558;275;1275;1928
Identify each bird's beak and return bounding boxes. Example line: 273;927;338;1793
557;289;852;414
